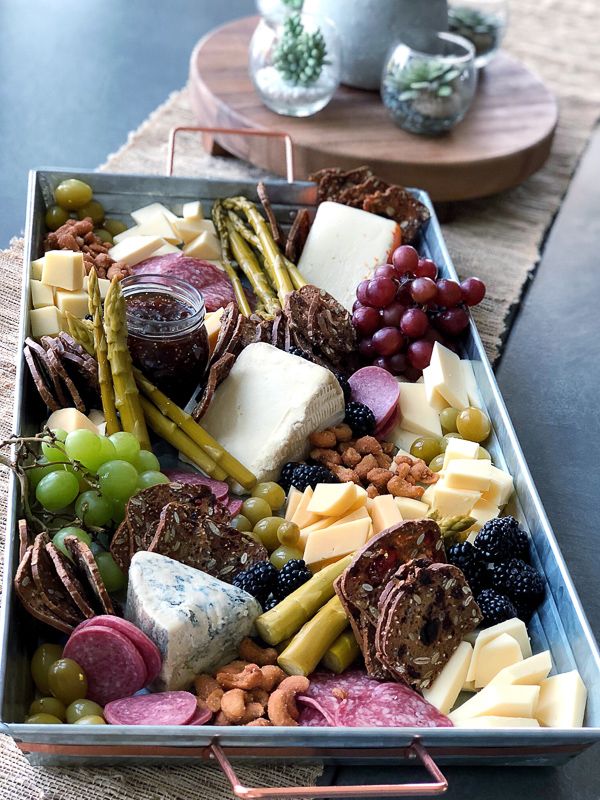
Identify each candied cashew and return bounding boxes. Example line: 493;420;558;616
309;429;337;448
366;484;380;499
310;448;341;466
241;702;265;724
217;663;264;691
214;710;231;726
375;452;393;469
381;441;395;456
248;688;270;709
355;454;379;481
239;637;278;666
260;664;286;692
387;476;424;499
355;436;382;455
366;468;394;492
221;689;247;723
267;676;310;727
409;459;439;485
246;718;272;727
193;674;223;712
332;424;353;442
331;465;360;484
341;447;361;468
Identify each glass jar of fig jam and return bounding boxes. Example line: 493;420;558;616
121;274;209;405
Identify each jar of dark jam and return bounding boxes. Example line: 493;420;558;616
121;274;209;405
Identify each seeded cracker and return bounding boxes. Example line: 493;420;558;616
14;546;73;634
285;208;311;263
45;540;96;619
18;519;32;562
362;186;430;244
23;344;60;411
31;532;83;625
209;302;239;367
64;536;115;615
257;181;284;247
109;521;132;572
44;346;86;412
192;352;236;421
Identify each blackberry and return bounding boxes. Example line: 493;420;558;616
334;372;352;402
233;561;278;605
447;542;487;594
289;463;339;492
503;559;545;608
486;560;514;594
476;588;518;627
474;517;521;562
344;401;376;437
288;346;313;361
274;559;312;600
279;461;301;492
514;527;530;562
261;594;279;612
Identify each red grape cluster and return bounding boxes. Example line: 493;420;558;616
352;245;486;379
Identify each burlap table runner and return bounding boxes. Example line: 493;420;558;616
1;0;599;795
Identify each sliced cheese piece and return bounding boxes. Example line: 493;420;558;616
87;409;107;435
182;200;204;221
136;211;181;244
153;241;182;256
307;482;359;517
462;678;477;693
461;360;481;408
47;407;99;434
30;279;54;309
172;217;208;244
131;202;178;224
113;225;142;244
345;485;368;513
449;684;540;723
55;289;90;319
426;342;469;411
394;497;429;519
297;202;401;312
397;382;442;438
535;671;587;728
83;275;110;299
421;483;438;507
285;487;303;521
481;465;514;507
42;251;85;291
303;517;370;567
30;306;63;338
298;517;336;549
388;426;419;453
453;716;540;728
205;307;225;355
422;366;450;412
473;633;523;688
466;498;500;533
335;506;370;526
31;257;45;281
432;482;481;517
108;235;164;267
423;641;472;715
442;437;479;470
291;487;320;529
183;229;221;260
445;458;492;493
489;651;552;687
370;493;403;535
467;618;531;683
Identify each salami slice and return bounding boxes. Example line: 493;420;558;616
348;367;400;428
104;691;198;726
187;705;213;726
63;625;147;705
162;470;229;500
298;671;452;728
225;497;243;517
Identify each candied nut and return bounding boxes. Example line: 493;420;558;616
193;674;221;700
366;468;394;492
260;664;286;692
248;688;270;709
107;262;130;280
241;701;265;724
217;663;263;691
309;429;337;448
214;710;231;726
375;452;393;469
217;660;249;675
337;441;356;454
409;459;439;485
246;718;272;727
205;689;224;713
57;232;80;250
355;436;382;456
332;424;353;443
83;231;96;244
381;441;395;456
221;689;247;723
341;447;361;468
239;637;278;667
267;676;310;727
366;484;380;499
387;475;424;499
310;448;341;466
395;454;415;467
330;464;360;484
355;454;379;481
94;253;112;269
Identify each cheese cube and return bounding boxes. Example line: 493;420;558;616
449;684;540;723
298;516;336;549
445;459;492;493
205;307;225;355
173;218;215;244
285;487;303;521
394;497;429;519
489;651;552;687
422;366;450;412
297;202;401;312
474;633;523;688
87;409;107;435
30;279;54;309
55;289;90;319
136;211;181;244
425;342;469;410
467;498;500;533
108;235;164;267
535;671;587;728
46;407;100;434
131;202;178;224
303;517;371;567
481;466;514;507
431;482;481;517
153;241;182;256
398;383;442;438
442;437;479;470
370;494;403;535
42;251;85;291
182;200;204;221
388;426;418;453
308;483;359;517
453;716;540;729
31;257;45;281
421;483;438;507
30;306;63;338
291;487;320;529
345;485;368;513
183;230;221;260
467;618;531;683
336;507;370;525
113;225;141;244
461;360;481;408
83;275;110;299
423;641;473;714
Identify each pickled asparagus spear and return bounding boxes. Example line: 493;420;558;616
88;269;120;436
255;556;352;645
285;258;308;290
278;595;349;677
226;222;281;317
322;630;361;674
212;201;251;317
103;278;151;450
64;312;95;356
428;512;476;546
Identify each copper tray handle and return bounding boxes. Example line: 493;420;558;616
210;738;448;799
167;126;296;182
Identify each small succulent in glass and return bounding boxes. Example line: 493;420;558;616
448;0;508;67
273;12;329;87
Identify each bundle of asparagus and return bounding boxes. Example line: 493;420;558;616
88;268;120;436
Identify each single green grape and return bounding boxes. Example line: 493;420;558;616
137;470;169;490
95;551;126;593
270;545;303;569
66;699;104;723
428;454;445;473
103;218;127;236
75;490;113;527
132;449;160;473
65;429;103;472
456;407;492;443
251;482;286;511
109;432;141;464
36;471;79;511
74;715;106;725
29;696;66;721
76;200;105;225
478;446;492;461
241;497;272;527
93;228;113;245
230;514;252;532
98;460;138;502
54;179;93;210
410;436;443;464
253;516;284;552
45;205;70;231
28;460;61;489
276;520;300;546
26;713;63;724
97;436;117;466
48;658;88;705
41;429;68;463
52;527;92;558
439;407;460;434
439;432;463;451
111;498;127;524
31;643;63;694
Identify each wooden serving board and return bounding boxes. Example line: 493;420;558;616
188;16;558;202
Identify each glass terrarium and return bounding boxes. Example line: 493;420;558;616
448;0;508;67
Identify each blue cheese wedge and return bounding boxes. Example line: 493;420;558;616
126;551;261;690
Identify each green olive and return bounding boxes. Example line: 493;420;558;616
456;407;492;443
241;497;272;527
410;436;443;464
66;699;104;723
428;454;445;473
45;205;70;231
277;520;300;546
93;228;114;244
25;713;63;724
47;658;88;705
31;643;63;694
54;179;93;210
270;545;304;570
251;481;286;511
74;715;106;725
231;514;252;532
253;516;284;552
29;696;66;721
77;200;105;225
103;218;128;236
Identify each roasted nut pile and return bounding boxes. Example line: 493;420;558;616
44;217;131;280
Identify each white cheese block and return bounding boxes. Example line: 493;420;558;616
466;498;500;533
87;408;107;435
285;487;303;521
449;684;540;723
397;383;442;438
183;229;221;260
30;279;54;309
131;202;178;224
42;251;85;291
108;235;164;267
461;360;481;408
153;241;183;257
113;225;141;244
481;465;514;507
442;437;479;470
445;459;492;493
126;551;261;691
55;289;90;319
297;202;401;311
422;366;450;412
369;493;403;535
303;517;371;567
453;716;540;728
423;641;473;714
83;275;110;299
467;618;531;683
420;483;438;507
387;426;419;453
307;482;359;517
394;497;429;519
182;200;204;221
30;306;63;338
425;342;469;410
431;481;481;517
174;217;216;244
136;211;181;244
46;407;100;434
201;343;345;483
489;650;552;687
535;671;587;728
473;633;523;688
31;257;45;281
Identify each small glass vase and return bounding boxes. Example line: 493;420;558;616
381;32;477;136
448;0;508;68
256;0;304;25
249;14;341;118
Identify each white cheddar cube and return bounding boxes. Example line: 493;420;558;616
83;275;111;299
153;241;182;256
432;482;481;517
535;671;587;728
308;483;359;517
137;211;181;244
297;202;401;312
442;437;479;470
113;225;141;244
131;202;178;224
421;483;438;507
473;633;523;688
55;289;90;319
345;485;368;513
31;257;45;281
481;465;514;507
394;497;429;520
445;459;492;493
42;251;85;291
336;507;370;526
453;716;539;729
172;217;206;244
422;366;450;412
108;235;164;267
449;684;540;723
183;230;221;260
285;487;303;521
291;487;320;529
370;494;403;535
426;342;469;410
30;306;63;338
388;426;419;453
30;279;54;309
467;618;531;683
461;360;481;408
398;382;442;438
467;498;500;533
303;517;370;567
182;200;204;221
489;651;552;687
47;407;100;434
87;409;107;435
423;641;472;714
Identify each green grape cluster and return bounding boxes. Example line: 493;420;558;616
273;13;329;87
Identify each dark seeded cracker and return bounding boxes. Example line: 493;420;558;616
14;547;73;634
31;532;82;625
64;536;115;615
45;540;96;619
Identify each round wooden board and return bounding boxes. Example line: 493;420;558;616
189;16;558;202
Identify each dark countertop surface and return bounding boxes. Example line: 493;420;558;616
2;1;599;796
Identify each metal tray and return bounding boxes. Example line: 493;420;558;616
1;169;600;796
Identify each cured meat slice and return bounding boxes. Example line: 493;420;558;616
161;470;229;500
64;537;115;615
14;547;74;634
225;497;243;517
298;671;452;728
31;533;82;625
63;625;148;705
187;705;213;725
348;367;400;429
104;691;198;726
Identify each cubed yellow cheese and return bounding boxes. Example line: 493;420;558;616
445;459;492;493
370;494;403;535
113;225;141;244
432;482;481;517
466;498;500;533
535;671;587;728
55;289;90;319
474;633;523;688
30;306;63;338
205;307;225;355
182;200;204;221
481;466;514;507
131;202;178;224
285;487;303;521
423;641;473;714
47;407;100;434
183;230;221;260
335;507;370;526
394;497;429;519
136;212;181;244
461;360;481;408
453;716;540;728
442;437;479;470
307;482;359;517
31;257;45;281
422;366;450;412
108;235;164;267
467;618;531;683
489;651;552;687
387;426;418;453
298;517;336;549
397;383;442;438
30;279;54;309
343;485;368;513
83;275;110;299
449;684;540;723
172;217;205;244
425;342;469;410
420;483;438;507
303;517;370;567
42;251;85;291
291;487;320;529
153;241;182;256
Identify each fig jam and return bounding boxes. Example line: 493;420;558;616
121;274;209;405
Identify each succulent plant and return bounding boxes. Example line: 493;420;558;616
448;6;501;57
281;0;303;9
273;13;329;87
385;58;465;102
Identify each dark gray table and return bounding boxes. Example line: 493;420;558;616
2;1;599;796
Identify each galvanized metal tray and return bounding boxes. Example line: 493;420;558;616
1;168;600;796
